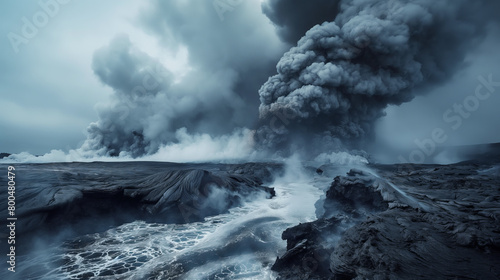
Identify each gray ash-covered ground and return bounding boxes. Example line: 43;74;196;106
273;159;500;279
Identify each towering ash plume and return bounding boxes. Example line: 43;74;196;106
81;0;497;159
257;0;494;155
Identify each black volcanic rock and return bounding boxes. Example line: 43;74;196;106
331;206;500;279
122;168;275;220
322;169;388;219
225;162;284;183
0;162;278;253
272;218;342;279
273;160;500;279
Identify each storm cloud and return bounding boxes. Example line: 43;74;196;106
256;0;498;156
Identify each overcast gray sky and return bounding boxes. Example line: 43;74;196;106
1;0;499;158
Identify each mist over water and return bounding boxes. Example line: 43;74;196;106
1;129;257;164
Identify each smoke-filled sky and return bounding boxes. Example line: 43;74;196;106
1;0;499;162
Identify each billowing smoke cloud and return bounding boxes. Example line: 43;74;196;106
262;0;341;45
85;35;173;157
85;35;254;157
83;0;286;158
256;0;496;156
7;0;498;164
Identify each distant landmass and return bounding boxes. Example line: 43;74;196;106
0;153;10;159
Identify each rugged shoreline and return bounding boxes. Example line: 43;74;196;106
0;162;283;255
272;160;500;279
1;158;499;279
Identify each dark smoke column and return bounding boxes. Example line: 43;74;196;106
257;0;491;156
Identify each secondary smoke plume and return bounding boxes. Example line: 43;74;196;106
82;0;285;158
256;0;495;156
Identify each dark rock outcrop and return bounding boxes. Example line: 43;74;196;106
272;218;342;279
321;169;389;219
273;160;500;279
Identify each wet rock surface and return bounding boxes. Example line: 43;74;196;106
273;160;500;279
